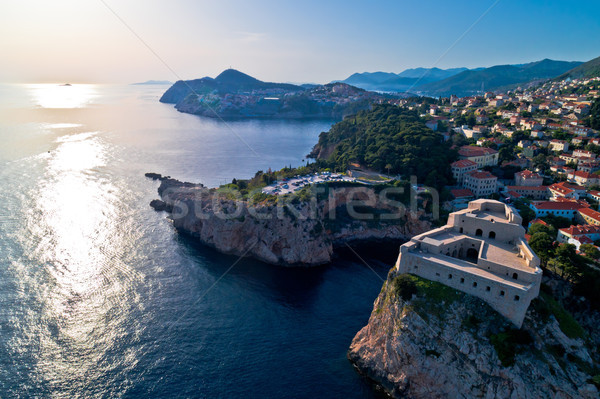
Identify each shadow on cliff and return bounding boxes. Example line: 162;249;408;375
174;234;397;311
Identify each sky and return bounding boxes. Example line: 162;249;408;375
0;0;599;84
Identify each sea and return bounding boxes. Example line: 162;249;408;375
0;83;392;398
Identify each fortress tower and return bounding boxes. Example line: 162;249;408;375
396;199;542;327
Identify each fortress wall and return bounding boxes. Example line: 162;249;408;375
476;258;538;284
456;215;525;243
516;238;541;269
401;253;532;327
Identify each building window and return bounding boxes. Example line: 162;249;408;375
460;278;465;284
486;286;491;292
489;231;496;239
435;272;440;277
414;265;418;269
514;295;520;301
472;282;477;288
448;274;453;279
475;229;483;236
500;290;505;297
512;273;518;280
459;227;463;233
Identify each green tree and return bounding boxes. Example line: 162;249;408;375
528;223;556;237
588;97;600;130
385;163;392;176
552;244;583;281
579;244;600;260
513;198;535;227
529;232;554;264
532;154;549;172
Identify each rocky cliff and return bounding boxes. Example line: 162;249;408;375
146;174;431;266
348;273;600;399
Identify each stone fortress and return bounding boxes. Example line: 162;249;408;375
396;199;542;327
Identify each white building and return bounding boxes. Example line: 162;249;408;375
463;170;498;198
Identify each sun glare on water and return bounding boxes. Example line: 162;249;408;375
28;84;96;109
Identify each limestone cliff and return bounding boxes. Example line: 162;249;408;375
348;273;600;399
146;174;431;266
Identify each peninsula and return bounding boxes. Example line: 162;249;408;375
159;69;401;119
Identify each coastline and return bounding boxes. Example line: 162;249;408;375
146;173;431;267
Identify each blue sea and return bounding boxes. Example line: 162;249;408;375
0;84;393;398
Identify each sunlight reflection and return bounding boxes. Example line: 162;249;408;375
28;84;96;109
39;132;109;298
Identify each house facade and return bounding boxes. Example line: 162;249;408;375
463;170;498;198
458;146;499;168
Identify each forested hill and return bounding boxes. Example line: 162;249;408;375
309;104;457;188
417;59;582;96
557;55;600;80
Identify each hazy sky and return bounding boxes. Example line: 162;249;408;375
1;0;599;84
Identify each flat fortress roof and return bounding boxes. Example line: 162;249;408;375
470;210;510;223
414;231;531;273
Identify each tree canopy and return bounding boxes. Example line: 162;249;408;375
313;104;457;189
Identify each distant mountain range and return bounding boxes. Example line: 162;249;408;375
335;67;469;92
417;59;582;96
337;58;590;96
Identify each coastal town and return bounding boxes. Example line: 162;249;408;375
417;76;600;253
259;75;600;255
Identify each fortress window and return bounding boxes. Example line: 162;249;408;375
500;290;505;297
489;231;496;239
448;274;453;279
460;278;465;284
475;229;483;237
512;272;518;280
472;282;478;288
486;286;491;292
460;227;463;233
514;295;520;301
435;272;440;277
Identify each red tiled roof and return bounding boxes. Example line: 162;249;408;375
516;170;541;179
466;170;497;179
578;207;600;221
451;189;474;198
507;191;521;198
458;146;498;157
554;198;590;206
549;181;586;194
548;184;573;195
572;171;597;179
451;159;477;168
532;201;586;211
560;224;600;236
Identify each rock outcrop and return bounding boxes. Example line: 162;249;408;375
348;273;599;399
147;174;431;266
